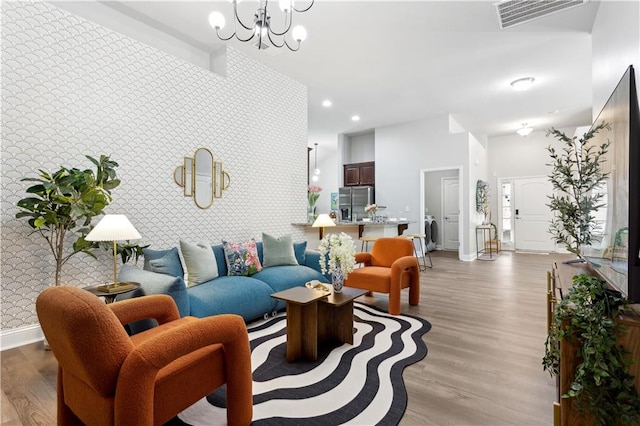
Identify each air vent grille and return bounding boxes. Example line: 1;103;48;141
494;0;588;29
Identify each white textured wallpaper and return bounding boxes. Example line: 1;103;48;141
1;2;308;331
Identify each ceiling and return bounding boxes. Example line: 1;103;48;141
94;1;601;143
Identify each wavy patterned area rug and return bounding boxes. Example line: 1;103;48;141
176;303;431;425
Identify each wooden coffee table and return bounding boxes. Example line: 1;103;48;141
271;286;368;362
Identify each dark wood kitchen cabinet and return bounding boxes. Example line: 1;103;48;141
343;162;375;186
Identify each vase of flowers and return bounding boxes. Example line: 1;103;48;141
318;232;356;293
365;203;378;220
307;184;322;223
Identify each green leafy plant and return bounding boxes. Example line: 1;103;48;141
108;241;149;265
546;122;611;256
15;155;120;285
476;180;490;220
543;273;640;424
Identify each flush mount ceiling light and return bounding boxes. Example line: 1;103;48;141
351;115;360;122
208;0;313;52
510;77;535;91
516;123;533;137
322;99;332;108
312;142;320;182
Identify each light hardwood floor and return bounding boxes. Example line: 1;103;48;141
1;250;567;425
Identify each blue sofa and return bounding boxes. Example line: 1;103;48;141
118;241;329;323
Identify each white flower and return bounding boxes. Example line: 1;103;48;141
365;203;378;213
317;232;356;278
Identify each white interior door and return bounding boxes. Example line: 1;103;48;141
514;177;554;251
442;177;460;251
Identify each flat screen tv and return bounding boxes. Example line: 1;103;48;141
582;65;640;302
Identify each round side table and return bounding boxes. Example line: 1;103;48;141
84;282;140;304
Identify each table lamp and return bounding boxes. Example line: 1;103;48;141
85;214;142;293
312;213;336;239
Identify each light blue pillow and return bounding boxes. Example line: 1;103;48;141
180;240;219;287
262;233;298;267
142;247;184;278
294;241;307;265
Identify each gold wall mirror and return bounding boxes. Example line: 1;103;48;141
175;148;230;209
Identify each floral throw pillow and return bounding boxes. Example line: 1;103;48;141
222;239;262;276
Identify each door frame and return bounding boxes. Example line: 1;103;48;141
497;177;514;251
498;175;555;252
420;166;463;261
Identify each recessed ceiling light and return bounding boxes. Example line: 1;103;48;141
510;77;535;91
351;115;360;122
322;99;332;108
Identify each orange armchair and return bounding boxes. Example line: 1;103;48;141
344;237;420;315
36;286;252;426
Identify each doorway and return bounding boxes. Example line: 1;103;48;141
499;176;555;252
420;167;462;259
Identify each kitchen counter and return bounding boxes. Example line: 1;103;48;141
293;220;414;239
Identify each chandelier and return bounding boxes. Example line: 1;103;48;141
208;0;314;52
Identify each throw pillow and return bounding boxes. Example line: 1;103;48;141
293;241;307;265
179;240;219;287
262;233;298;267
222;239;262;276
142;247;184;278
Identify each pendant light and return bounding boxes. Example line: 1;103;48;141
312;143;320;182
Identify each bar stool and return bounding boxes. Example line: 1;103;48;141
402;234;432;270
359;236;379;252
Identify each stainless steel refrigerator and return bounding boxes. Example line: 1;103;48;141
338;186;374;221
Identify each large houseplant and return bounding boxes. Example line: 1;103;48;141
543;273;640;423
15;155;120;285
546;122;610;256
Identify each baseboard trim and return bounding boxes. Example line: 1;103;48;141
1;324;44;351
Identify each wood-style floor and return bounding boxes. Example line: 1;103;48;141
1;250;567;425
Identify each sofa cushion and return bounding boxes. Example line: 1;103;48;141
252;265;328;293
180;241;219;287
262;233;298;267
117;265;190;333
187;276;275;321
222;239;262;276
142;247;184;278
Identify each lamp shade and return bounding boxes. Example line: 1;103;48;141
312;214;336;228
85;215;141;242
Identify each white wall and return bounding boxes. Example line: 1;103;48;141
592;0;640;120
308;137;339;215
468;133;489;257
348;132;375;163
486;127;577;219
374;114;472;256
1;2;308;334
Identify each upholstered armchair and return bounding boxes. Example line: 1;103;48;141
36;286;252;426
344;237;420;315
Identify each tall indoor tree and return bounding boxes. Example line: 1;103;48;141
15;155;120;285
546;122;610;256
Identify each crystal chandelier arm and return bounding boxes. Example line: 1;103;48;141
293;0;314;13
216;28;237;42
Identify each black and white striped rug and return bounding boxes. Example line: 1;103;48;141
176;303;431;425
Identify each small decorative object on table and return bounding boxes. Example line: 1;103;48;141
307;184;322;223
318;232;356;293
364;203;378;220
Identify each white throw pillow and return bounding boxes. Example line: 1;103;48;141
179;240;218;287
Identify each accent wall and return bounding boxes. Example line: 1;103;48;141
1;2;308;336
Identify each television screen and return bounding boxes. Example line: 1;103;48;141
582;65;640;302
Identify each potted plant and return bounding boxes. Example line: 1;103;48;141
15;155;120;286
307;184;322;223
546;122;610;257
543;273;640;423
318;232;356;293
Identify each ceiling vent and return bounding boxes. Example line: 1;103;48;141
252;39;282;56
494;0;588;29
